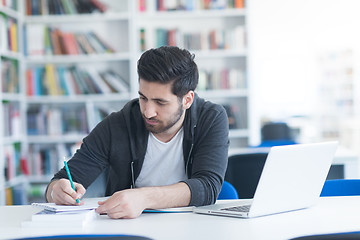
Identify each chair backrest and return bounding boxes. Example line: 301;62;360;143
225;153;268;199
261;122;292;141
320;179;360;197
218;181;239;200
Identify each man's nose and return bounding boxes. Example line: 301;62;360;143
143;103;157;119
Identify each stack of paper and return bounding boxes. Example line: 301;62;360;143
21;199;101;228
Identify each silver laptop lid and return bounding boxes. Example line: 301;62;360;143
249;141;338;217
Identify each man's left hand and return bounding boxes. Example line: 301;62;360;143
95;189;146;219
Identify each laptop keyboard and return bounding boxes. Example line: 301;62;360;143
221;205;251;212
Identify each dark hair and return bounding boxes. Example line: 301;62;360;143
137;46;198;98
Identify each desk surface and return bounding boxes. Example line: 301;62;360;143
1;196;360;240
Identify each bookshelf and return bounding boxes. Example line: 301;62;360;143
22;0;134;204
1;0;249;205
0;0;26;205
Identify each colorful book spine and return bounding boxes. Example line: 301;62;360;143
154;0;244;11
26;0;108;15
45;64;60;95
1;59;19;93
26;66;130;96
0;14;18;52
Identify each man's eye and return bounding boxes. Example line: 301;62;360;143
157;101;166;106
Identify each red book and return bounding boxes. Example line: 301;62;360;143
20;156;30;175
26;69;33;96
235;0;244;8
157;0;165;11
63;33;79;55
26;0;32;15
51;29;62;55
168;29;177;46
138;0;146;12
209;30;217;50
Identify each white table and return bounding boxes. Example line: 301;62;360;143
1;197;360;240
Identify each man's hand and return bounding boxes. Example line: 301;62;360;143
46;179;86;205
96;188;146;219
95;182;191;219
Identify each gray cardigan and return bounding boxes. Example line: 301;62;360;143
52;94;229;206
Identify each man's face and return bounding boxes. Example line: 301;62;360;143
138;79;185;136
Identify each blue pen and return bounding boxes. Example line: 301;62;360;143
64;159;80;204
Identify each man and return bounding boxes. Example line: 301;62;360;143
45;46;229;219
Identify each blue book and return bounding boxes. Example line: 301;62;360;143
57;67;69;95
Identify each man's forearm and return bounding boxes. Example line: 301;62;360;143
140;182;191;209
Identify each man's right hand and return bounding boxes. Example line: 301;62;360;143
46;179;86;205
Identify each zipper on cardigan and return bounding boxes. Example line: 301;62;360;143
185;124;196;177
130;161;135;188
185;143;194;178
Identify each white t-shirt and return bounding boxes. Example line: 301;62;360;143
135;128;187;188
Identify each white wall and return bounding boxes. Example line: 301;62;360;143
248;0;360;144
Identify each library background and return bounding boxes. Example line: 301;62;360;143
1;0;359;205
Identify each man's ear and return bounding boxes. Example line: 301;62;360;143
183;91;194;109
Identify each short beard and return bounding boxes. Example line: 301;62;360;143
144;102;184;134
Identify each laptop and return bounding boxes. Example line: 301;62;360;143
193;141;339;218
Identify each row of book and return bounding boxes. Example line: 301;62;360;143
0;0;17;10
25;25;115;56
3;142;25;181
26;0;107;16
0;14;18;52
198;68;246;91
6;185;27;205
140;26;246;51
27;105;88;136
26;64;129;96
1;58;19;93
2;101;21;137
139;0;244;12
28;143;74;177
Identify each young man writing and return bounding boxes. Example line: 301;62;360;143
45;46;229;219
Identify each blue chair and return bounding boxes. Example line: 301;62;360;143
225;153;268;199
218;181;239;199
320;179;360;197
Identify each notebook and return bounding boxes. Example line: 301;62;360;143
31;197;108;212
193;141;339;218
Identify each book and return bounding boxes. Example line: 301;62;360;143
62;32;79;55
32;209;97;222
86;68;112;94
26;23;45;56
89;32;115;53
143;206;192;213
8;17;18;52
31;199;101;213
21;209;97;228
45;64;60;95
51;28;63;55
75;33;95;54
99;71;129;93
